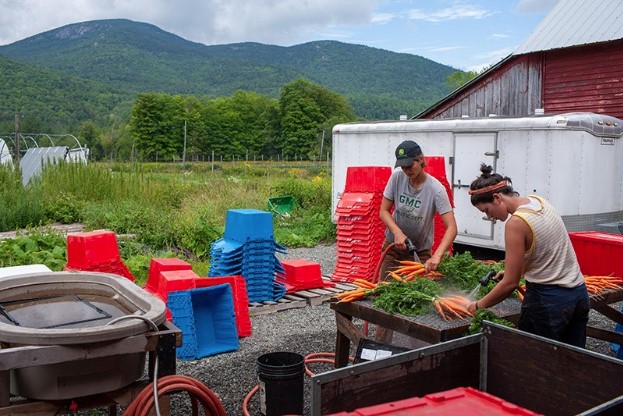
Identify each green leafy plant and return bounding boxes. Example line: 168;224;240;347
0;230;67;271
467;309;515;334
437;252;504;291
373;279;444;315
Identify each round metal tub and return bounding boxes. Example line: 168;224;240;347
0;271;167;400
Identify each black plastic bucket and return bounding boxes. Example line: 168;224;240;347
256;351;305;416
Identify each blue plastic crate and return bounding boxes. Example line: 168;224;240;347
167;291;198;360
224;209;274;243
190;284;239;358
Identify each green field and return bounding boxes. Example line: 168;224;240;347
0;161;336;285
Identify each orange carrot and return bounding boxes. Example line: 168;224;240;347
434;299;448;321
388;271;406;282
353;279;377;289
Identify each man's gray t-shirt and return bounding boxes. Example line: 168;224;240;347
383;171;453;251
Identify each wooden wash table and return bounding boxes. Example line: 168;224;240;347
331;288;623;368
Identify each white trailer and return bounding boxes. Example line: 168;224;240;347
332;112;623;252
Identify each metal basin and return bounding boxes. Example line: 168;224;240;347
0;271;166;344
0;271;167;400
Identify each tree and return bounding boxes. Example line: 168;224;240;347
77;120;103;161
279;79;355;159
445;67;490;90
129;93;185;161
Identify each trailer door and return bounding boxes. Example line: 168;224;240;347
453;133;498;240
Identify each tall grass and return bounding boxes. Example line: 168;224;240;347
0;164;45;230
1;161;336;263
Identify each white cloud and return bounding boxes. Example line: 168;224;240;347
408;5;495;22
491;33;511;39
428;45;465;53
0;0;376;46
371;13;395;24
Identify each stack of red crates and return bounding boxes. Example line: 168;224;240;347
424;156;454;255
64;230;135;282
331;166;391;283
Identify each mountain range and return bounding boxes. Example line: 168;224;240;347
0;19;458;131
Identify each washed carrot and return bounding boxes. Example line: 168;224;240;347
434;299;448;321
433;296;473;320
404;269;426;281
388;271;406;283
353;279;377;289
333;288;365;299
398;260;424;267
443;299;473;317
584;275;623;294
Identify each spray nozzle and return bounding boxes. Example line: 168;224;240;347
479;269;497;286
405;238;416;253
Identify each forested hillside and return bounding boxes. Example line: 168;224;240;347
0;19;457;122
0;55;133;132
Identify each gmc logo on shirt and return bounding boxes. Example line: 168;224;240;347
399;194;421;208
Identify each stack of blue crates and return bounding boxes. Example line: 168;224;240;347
209;209;287;303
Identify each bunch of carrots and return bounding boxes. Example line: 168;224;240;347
388;260;443;282
332;278;473;321
433;295;473;321
584;275;623;294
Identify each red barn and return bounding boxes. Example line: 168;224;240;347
416;0;623;120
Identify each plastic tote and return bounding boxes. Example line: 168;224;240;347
256;351;305;416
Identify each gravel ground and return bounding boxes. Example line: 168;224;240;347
166;244;621;415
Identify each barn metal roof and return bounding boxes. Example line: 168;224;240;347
514;0;623;55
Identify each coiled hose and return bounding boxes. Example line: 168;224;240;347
107;316;226;416
124;375;227;416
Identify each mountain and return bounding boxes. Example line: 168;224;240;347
0;19;458;126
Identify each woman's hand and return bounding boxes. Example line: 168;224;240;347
425;253;442;273
393;231;408;251
467;301;479;314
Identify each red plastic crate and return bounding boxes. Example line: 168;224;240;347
158;270;198;303
569;231;623;276
281;259;326;292
66;230;122;269
344;166;392;193
326;387;541;415
196;275;252;337
145;258;193;294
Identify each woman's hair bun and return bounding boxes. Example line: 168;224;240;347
479;163;493;177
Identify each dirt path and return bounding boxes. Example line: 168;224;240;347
0;223;85;240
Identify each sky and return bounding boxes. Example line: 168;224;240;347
0;0;560;72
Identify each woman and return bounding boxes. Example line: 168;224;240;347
379;140;457;278
376;140;457;344
466;164;590;347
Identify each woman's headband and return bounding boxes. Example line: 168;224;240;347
468;180;508;196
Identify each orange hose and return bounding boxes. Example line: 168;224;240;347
242;385;259;416
364;242;397;336
373;242;397;284
124;375;227;416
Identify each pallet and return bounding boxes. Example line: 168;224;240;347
247;276;358;316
